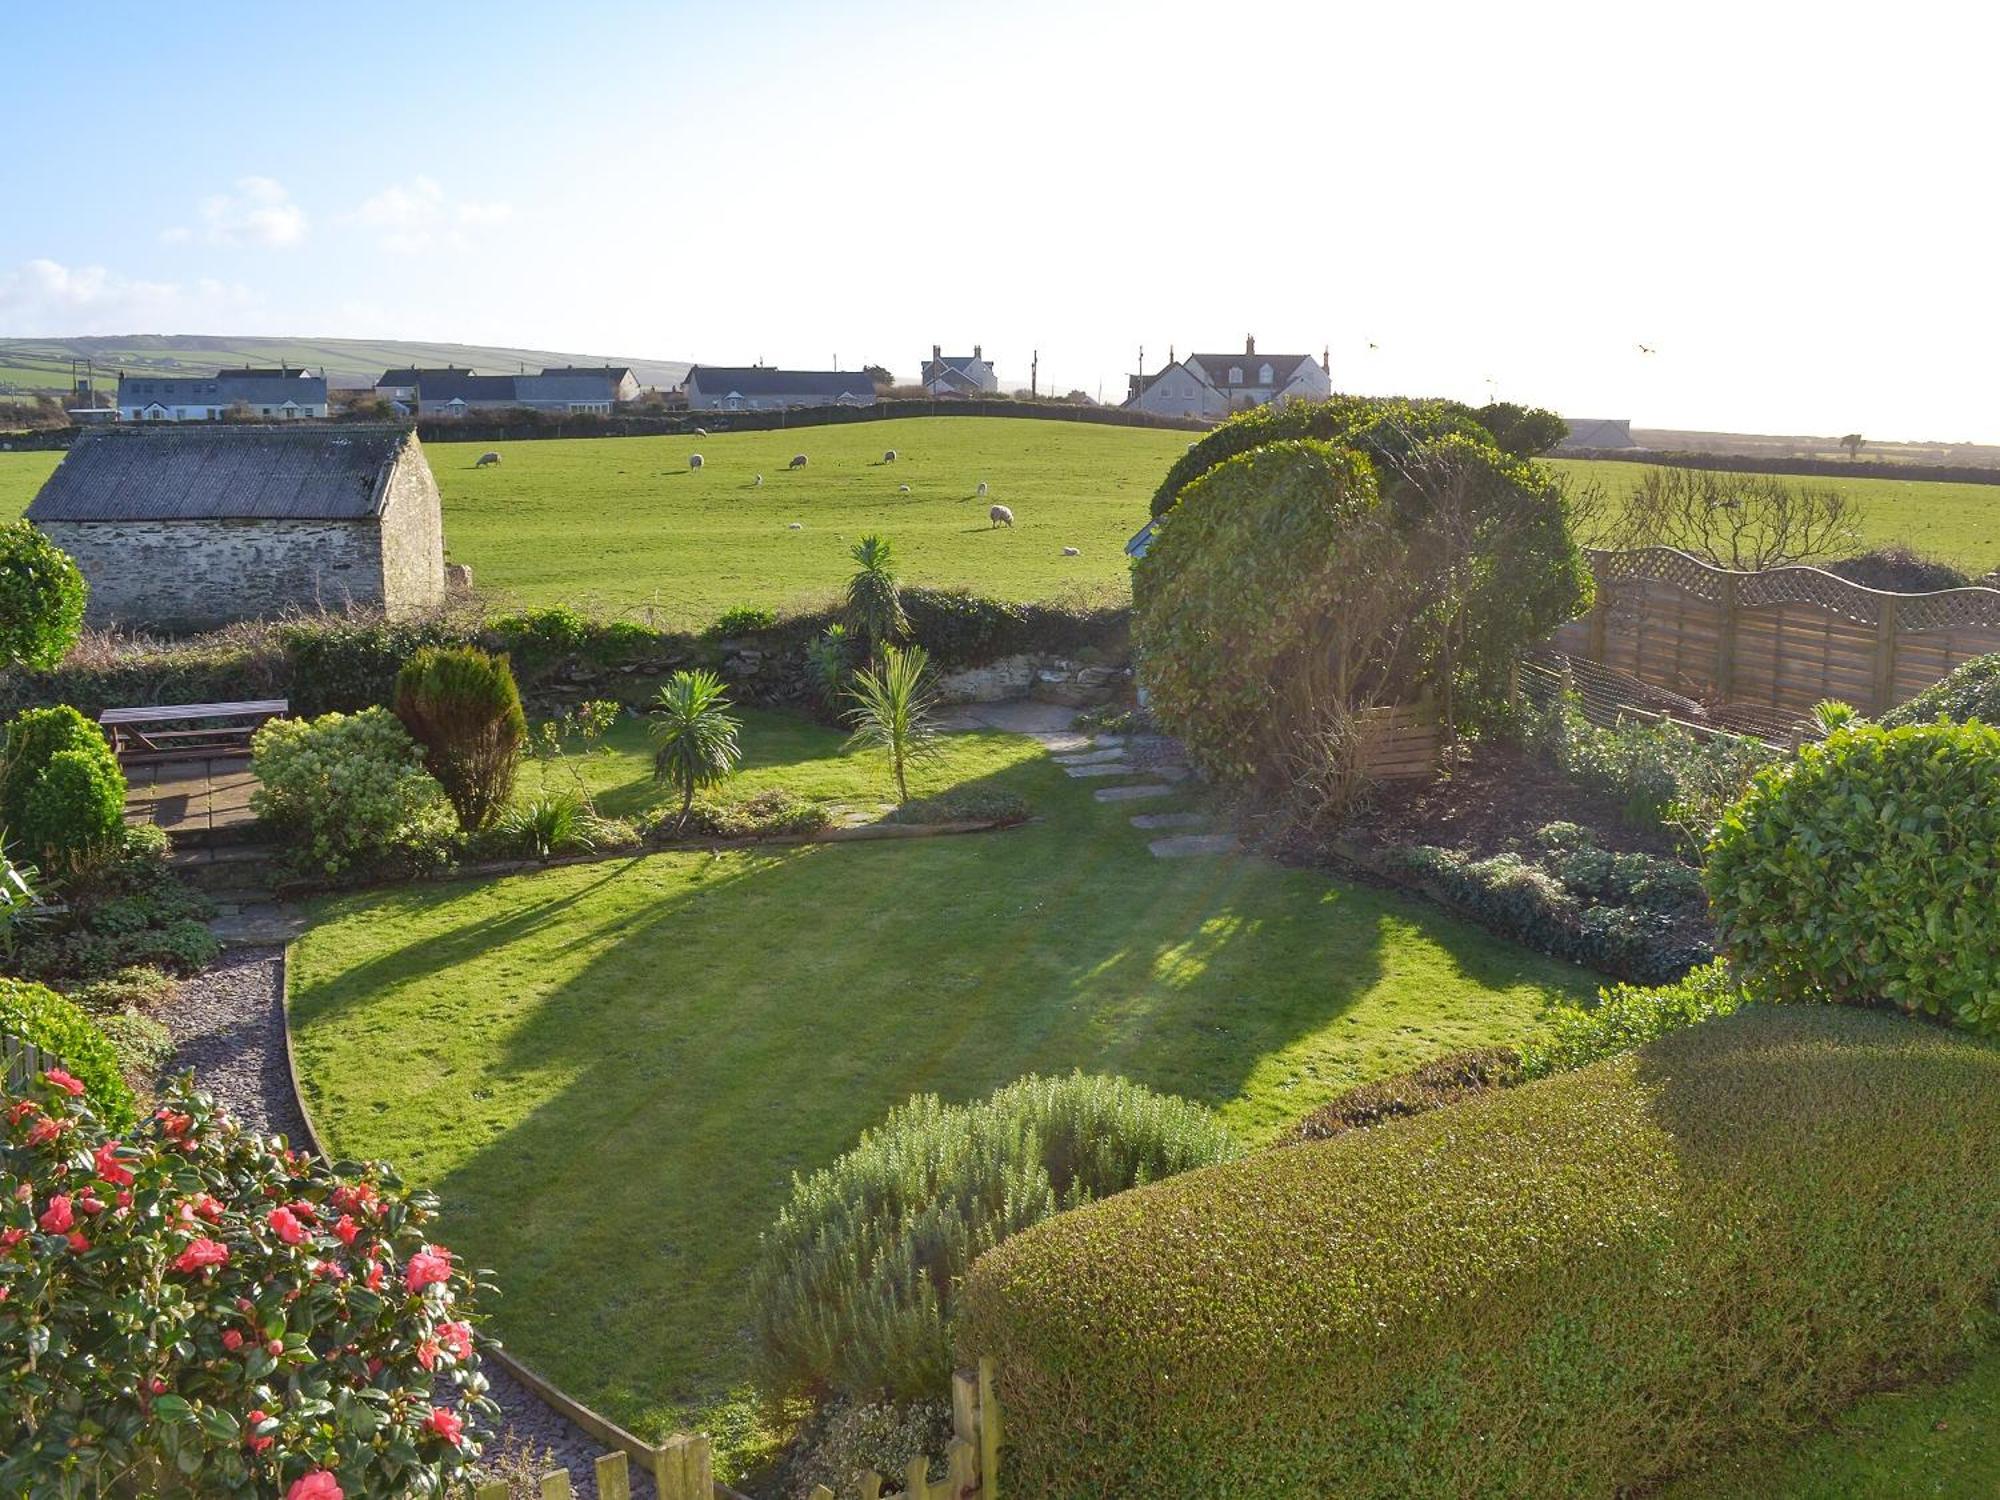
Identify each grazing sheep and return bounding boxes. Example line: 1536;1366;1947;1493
883;449;898;462
753;474;763;487
1062;546;1080;556
898;484;912;494
688;453;704;469
789;453;808;470
976;481;988;498
694;426;709;437
989;504;1014;528
475;452;501;468
787;521;802;530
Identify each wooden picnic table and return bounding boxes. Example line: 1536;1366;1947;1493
98;699;289;761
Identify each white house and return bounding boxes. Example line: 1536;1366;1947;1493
683;367;877;412
118;367;329;422
920;345;999;397
1124;337;1331;420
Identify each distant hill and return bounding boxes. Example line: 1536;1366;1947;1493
0;336;691;394
1631;427;2000;470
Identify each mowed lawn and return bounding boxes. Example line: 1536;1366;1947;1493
425;418;1185;623
287;716;1590;1471
1552;457;2000;571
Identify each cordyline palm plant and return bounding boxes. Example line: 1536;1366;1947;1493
845;644;941;804
845;534;907;667
649;668;743;833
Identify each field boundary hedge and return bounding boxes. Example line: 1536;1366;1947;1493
1562;446;2000;487
958;1006;2000;1497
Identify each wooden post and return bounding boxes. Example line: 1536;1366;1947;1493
859;1472;884;1500
1713;571;1739;699
904;1455;929;1498
538;1471;572;1500
1585;572;1610;663
808;1488;835;1500
594;1451;631;1500
978;1356;1001;1500
473;1483;510;1500
946;1437;976;1495
1873;599;1900;714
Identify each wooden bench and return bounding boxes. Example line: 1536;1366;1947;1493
98;699;289;762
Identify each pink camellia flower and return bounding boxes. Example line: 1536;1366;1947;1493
287;1200;317;1223
26;1117;64;1147
438;1321;474;1361
415;1340;439;1372
7;1099;36;1125
364;1259;385;1292
77;1191;103;1216
156;1109;193;1138
172;1237;229;1274
266;1338;285;1358
332;1214;359;1246
423;1407;464;1447
403;1245;452;1293
312;1259;347;1282
43;1068;85;1097
193;1194;224;1223
222;1329;244;1351
286;1469;342;1500
266;1207;307;1246
116;1190;132;1209
66;1230;90;1253
245;1408;275;1455
38;1195;74;1233
1;1227;25;1250
94;1140;134;1187
148;1377;168;1395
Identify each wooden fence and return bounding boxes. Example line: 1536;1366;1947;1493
470;1360;1000;1500
2;1029;58;1095
1356;702;1443;780
1549;547;2000;716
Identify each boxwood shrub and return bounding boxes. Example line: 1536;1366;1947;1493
1706;721;2000;1035
0;976;133;1128
957;1007;2000;1498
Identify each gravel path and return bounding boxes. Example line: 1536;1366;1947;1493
164;947;646;1498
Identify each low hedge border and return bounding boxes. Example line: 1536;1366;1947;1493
958;1006;2000;1498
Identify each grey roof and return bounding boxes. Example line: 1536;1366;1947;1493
1184;352;1313;383
379;366;474;386
537;365;634;381
514;373;622;402
119;371;329;406
26;425;415;522
684;366;876;399
416;373;520;403
1556;417;1637;450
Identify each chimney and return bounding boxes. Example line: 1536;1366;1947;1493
973;344;982;361
1322;346;1330;375
932;344;941;362
1245;334;1256;356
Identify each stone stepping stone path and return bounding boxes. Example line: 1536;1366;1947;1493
1094;783;1175;802
1130;812;1208;830
1065;762;1143;778
1052;747;1127;766
1147;832;1242;858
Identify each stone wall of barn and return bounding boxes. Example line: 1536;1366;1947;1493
378;441;447;617
40;517;389;632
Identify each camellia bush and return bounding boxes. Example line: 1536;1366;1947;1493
1706;720;2000;1035
250;708;449;878
0;522;87;672
0;1070;492;1498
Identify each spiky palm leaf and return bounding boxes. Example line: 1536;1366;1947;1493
845;534;907;665
844;645;941;804
649;669;743;831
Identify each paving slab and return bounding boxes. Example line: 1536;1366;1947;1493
1130;812;1209;830
1093;783;1174;802
1148;833;1241;858
1064;762;1144;778
937;700;1082;743
207;904;309;946
1051;748;1126;766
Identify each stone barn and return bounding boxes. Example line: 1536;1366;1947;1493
25;425;446;631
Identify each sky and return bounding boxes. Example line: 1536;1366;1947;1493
3;0;1996;440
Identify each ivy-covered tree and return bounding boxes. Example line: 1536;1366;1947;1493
0;522;87;672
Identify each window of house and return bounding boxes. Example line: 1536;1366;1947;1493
1259;364;1273;384
1228;367;1242;384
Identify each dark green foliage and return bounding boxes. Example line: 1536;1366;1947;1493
392;646;527;831
1;705;126;873
900;587;1128;668
1290;1047;1520;1140
16;846;218;983
1823;544;1972;593
62;965;178;1015
275;613;470;716
0;522;86;671
709;605;780;637
1520;960;1746;1080
94;1008;174;1081
779;1398;953;1500
1378;825;1708;982
1471;400;1570;458
882;788;1030;826
804;624;852;715
958;1007;2000;1498
0;976;133;1127
1882;650;2000;727
492;791;592;861
484;604;591;659
1707;721;2000;1035
1545;706;1777;844
648;669;743;831
753;1071;1239;1405
845;534;908;662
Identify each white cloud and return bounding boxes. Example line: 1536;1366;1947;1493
350;176;513;254
163;176;308;249
0;259;261;334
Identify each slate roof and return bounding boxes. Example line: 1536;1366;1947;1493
416;373;520;404
1555;418;1637;450
537;365;635;381
1184;352;1314;384
378;366;473;387
119;371;329;407
514;373;622;403
26;426;414;522
683;367;876;400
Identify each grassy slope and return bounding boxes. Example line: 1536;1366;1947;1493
1553;458;2000;571
287;716;1589;1469
0;336;689;391
1662;1342;2000;1498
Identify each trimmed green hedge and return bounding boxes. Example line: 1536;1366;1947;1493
957;1007;2000;1497
1881;650;2000;727
0;977;133;1129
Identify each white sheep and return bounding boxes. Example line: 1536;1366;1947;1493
694;426;709;437
976;481;988;498
1062;546;1080;556
787;521;802;530
883;449;898;462
688;453;704;469
753;474;763;487
475;452;501;468
898;484;911;494
789;453;808;469
989;504;1014;528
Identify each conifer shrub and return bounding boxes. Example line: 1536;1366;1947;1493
958;1007;2000;1497
393;647;527;832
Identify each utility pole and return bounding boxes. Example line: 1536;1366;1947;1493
1031;349;1039;399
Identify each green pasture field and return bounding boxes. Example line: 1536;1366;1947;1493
287;711;1589;1477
